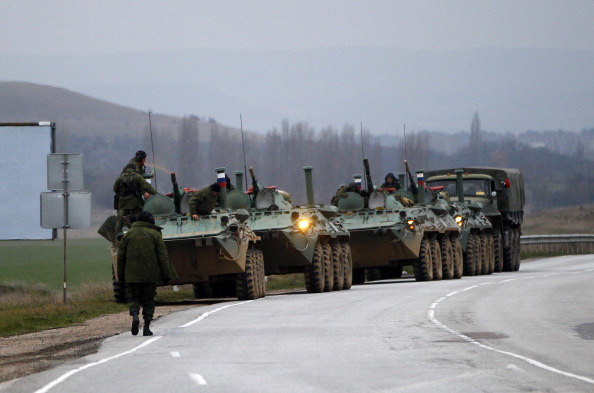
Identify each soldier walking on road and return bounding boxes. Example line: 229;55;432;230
113;163;157;237
189;183;221;220
117;211;176;336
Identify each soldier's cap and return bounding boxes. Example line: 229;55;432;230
138;211;155;225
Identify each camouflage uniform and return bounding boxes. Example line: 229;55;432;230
121;157;146;175
379;173;400;191
331;184;362;206
113;166;157;234
189;186;218;216
117;220;176;324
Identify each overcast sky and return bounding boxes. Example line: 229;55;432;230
3;1;593;55
2;1;593;135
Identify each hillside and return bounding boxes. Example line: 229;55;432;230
522;204;594;235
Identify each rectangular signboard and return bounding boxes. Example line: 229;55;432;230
40;191;92;229
47;154;84;190
0;123;55;239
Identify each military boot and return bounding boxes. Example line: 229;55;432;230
131;311;140;336
143;320;153;336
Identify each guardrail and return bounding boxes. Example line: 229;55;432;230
521;234;594;255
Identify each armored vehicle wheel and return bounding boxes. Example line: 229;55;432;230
450;235;464;279
486;233;495;274
430;237;443;280
236;248;261;300
111;265;127;303
479;233;488;275
331;240;344;291
502;228;514;271
440;235;454;279
256;249;266;297
340;241;353;289
512;228;521;271
305;242;325;293
413;236;433;281
463;233;478;276
493;231;504;272
322;242;334;292
192;282;213;298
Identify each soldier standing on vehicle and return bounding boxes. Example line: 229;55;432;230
117;211;176;336
189;183;221;220
113;163;158;237
379;173;400;191
331;182;364;206
121;150;148;175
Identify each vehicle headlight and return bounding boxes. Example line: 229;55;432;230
407;219;415;231
296;218;312;232
454;215;464;227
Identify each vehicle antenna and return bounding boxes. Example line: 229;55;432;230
403;123;407;190
149;111;158;191
360;122;366;189
240;114;248;191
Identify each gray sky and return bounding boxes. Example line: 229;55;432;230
3;0;593;55
1;1;594;135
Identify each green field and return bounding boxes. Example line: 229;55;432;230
1;238;113;290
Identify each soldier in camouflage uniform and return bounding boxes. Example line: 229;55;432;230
189;183;221;220
331;182;364;206
113;163;157;236
379;172;400;191
117;211;176;336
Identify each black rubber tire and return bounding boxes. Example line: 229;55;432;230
341;241;353;289
236;248;259;300
486;232;495;274
256;248;266;297
305;242;325;293
450;235;464;279
493;231;504;273
463;233;478;276
331;240;344;291
478;232;488;275
513;227;522;271
322;242;333;292
440;235;454;280
430;237;443;280
413;236;433;281
502;227;514;271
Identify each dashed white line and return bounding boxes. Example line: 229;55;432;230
428;269;594;386
171;351;181;358
34;301;254;392
189;373;208;386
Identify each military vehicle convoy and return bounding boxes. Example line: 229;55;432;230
225;166;352;293
425;167;525;272
98;168;266;302
333;159;463;284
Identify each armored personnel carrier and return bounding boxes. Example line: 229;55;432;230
333;159;462;284
425;167;525;272
98;168;265;302
224;166;352;293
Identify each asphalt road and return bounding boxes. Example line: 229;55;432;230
3;254;593;393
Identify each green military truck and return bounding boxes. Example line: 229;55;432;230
425;167;525;272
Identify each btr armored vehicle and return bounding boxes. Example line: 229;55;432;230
224;166;352;293
98;168;265;302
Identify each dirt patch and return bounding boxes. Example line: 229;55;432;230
0;304;195;383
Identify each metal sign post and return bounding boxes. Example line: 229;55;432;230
41;153;91;304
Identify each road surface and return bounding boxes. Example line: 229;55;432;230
2;254;593;393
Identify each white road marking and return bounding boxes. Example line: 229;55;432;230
189;373;208;386
428;269;594;385
35;300;254;392
171;351;181;358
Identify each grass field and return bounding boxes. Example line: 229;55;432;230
1;238;113;290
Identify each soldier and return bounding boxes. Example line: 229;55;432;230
121;150;147;175
189;183;221;220
379;172;401;191
117;211;176;336
113;163;157;237
331;182;363;206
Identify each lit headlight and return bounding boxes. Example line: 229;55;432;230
407;219;415;231
297;218;312;232
454;215;464;227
